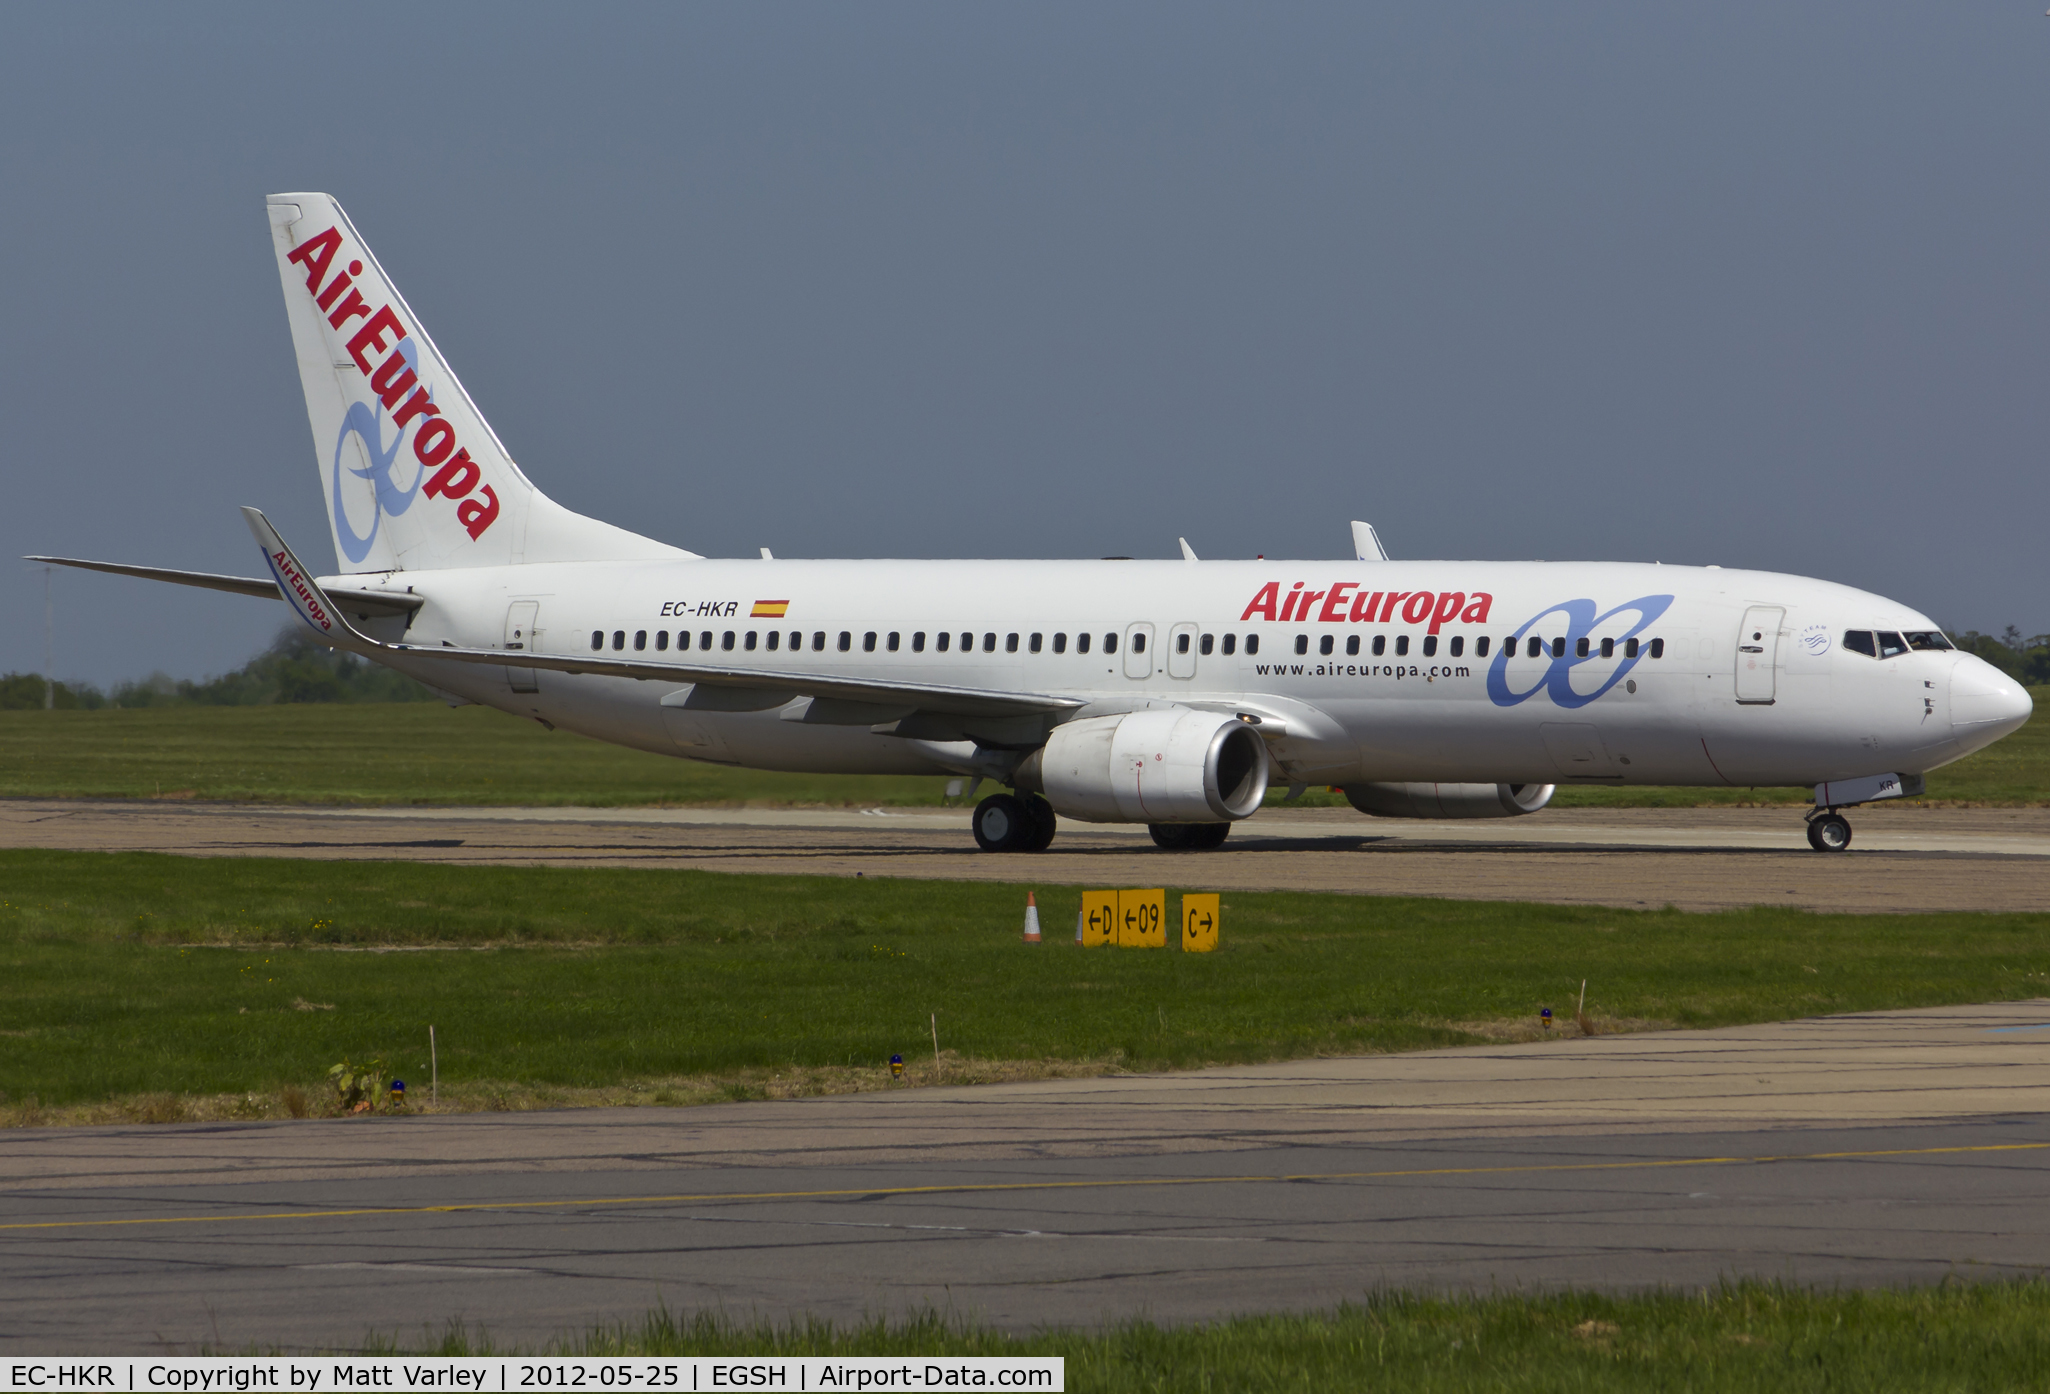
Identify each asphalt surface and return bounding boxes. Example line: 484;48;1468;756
5;1003;2048;1352
6;800;2050;912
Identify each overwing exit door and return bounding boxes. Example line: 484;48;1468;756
1735;606;1784;705
1124;623;1155;679
505;601;540;693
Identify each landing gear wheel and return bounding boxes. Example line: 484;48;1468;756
1024;794;1058;851
1806;813;1852;853
972;794;1033;852
1149;823;1230;850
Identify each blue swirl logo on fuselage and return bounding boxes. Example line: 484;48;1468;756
330;340;427;564
1486;594;1674;709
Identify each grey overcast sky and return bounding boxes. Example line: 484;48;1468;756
4;2;2047;688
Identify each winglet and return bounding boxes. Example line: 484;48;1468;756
1178;537;1199;563
240;506;378;654
1350;520;1389;562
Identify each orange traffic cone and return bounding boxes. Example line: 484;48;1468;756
1022;892;1041;943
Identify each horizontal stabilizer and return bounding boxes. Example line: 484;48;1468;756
28;554;423;617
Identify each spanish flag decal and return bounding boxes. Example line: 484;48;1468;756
750;600;791;619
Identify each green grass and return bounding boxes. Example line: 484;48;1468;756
4;849;2047;1111
0;703;952;806
387;1282;2050;1390
3;688;2043;807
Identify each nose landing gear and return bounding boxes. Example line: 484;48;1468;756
1805;809;1853;853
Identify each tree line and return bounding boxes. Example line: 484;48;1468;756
0;628;438;710
1950;629;2050;687
6;624;2044;714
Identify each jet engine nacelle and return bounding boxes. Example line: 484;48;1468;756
1343;782;1555;819
1019;708;1270;824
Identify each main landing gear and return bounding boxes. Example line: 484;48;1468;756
1805;808;1853;853
1148;823;1231;851
972;793;1058;852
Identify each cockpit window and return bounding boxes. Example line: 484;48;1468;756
1877;631;1907;659
1843;630;1877;657
1904;631;1952;651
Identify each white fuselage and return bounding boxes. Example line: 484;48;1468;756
335;557;2029;794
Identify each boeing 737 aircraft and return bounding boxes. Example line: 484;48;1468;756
33;193;2035;854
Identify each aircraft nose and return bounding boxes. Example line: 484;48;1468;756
1950;656;2033;746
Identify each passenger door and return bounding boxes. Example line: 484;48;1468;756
1124;622;1155;680
1166;622;1199;679
1735;606;1784;705
504;601;540;693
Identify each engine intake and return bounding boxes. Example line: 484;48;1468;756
1019;709;1270;824
1343;782;1555;819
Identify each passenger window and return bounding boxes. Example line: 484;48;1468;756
1422;635;1438;657
612;631;625;651
1905;631;1952;651
937;631;951;653
982;633;996;653
1177;634;1190;654
590;630;602;651
1475;636;1490;657
744;632;757;651
1527;636;1542;658
1345;635;1359;656
1600;637;1613;659
1006;633;1019;653
789;631;801;650
888;632;900;652
912;632;926;652
961;632;973;651
1200;634;1214;656
1625;638;1639;658
863;632;877;652
1372;634;1386;656
1245;634;1259;655
1575;637;1589;658
1551;637;1565;658
838;631;852;652
721;631;735;651
1221;634;1236;655
1316;635;1330;655
1649;638;1665;659
1053;633;1067;654
656;631;669;651
1029;633;1042;653
699;631;712;650
764;632;778;651
636;631;649;651
812;632;826;651
1077;632;1091;654
1877;631;1907;658
1395;635;1410;656
1132;633;1145;654
1449;636;1463;658
1104;633;1118;654
1295;635;1309;655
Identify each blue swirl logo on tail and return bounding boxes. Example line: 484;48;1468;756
330;340;427;564
1486;594;1674;709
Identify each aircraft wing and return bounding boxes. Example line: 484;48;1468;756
28;555;425;619
240;510;1081;720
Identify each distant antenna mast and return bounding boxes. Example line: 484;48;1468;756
43;565;54;710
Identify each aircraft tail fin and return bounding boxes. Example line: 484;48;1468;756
264;193;694;573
